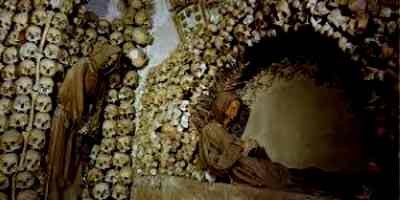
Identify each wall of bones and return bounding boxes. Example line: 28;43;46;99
0;0;398;199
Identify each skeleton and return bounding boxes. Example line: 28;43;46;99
95;153;112;170
106;89;119;104
112;184;129;200
1;64;16;81
100;138;116;154
104;169;118;184
13;12;29;31
18;59;36;76
28;129;46;150
16;171;35;189
118;101;135;120
97;19;110;35
112;152;130;168
118;167;132;185
110;31;124;46
39;77;54;95
33;112;51;130
118;87;135;103
104;105;119;121
24;150;41;171
0;172;9;190
47;27;63;45
9;112;29;129
102;120;117;138
0;115;8;133
0;153;18;175
123;70;138;88
20;42;39;60
44;44;60;60
51;12;68;30
13;95;31;113
87;168;104;184
39;58;57;77
126;48;148;68
117;119;134;135
92;182;110;200
0;81;15;98
0;129;23;152
26;25;42;43
3;46;18;64
35;95;52;113
0;10;13;41
116;136;132;152
31;8;47;26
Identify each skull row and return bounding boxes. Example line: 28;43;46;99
0;150;40;175
92;182;130;200
104;103;135;122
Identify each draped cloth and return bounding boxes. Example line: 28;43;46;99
199;122;290;189
47;42;120;200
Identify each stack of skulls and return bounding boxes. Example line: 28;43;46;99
0;0;89;198
81;0;154;199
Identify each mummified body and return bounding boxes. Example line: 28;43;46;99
47;41;120;200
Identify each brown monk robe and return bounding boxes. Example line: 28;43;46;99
47;41;121;200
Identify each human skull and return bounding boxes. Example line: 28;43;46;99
131;27;152;45
135;9;150;26
110;31;124;46
15;77;33;95
85;28;97;43
106;89;119;104
118;167;132;185
116;136;132;152
0;81;16;98
0;172;9;190
108;73;121;89
18;59;35;76
122;71;138;88
16;171;35;189
3;47;18;64
0;129;23;152
102;120;117;138
17;0;33;13
112;152;130;168
28;129;46;150
13;95;31;113
118;87;135;103
118;102;135;120
126;48;148;68
19;42;38;60
31;9;47;26
95;153;112;170
112;184;129;200
104;105;119;121
9;112;29;129
89;145;100;161
33;112;51;130
0;98;12;115
122;42;135;55
51;12;68;30
97;19;110;35
0;10;13;30
16;190;39;200
39;77;54;95
6;29;22;46
87;168;104;185
70;56;79;66
4;0;17;11
35;95;52;113
104;169;118;184
0;153;18;175
0;115;8;133
100;138;116;153
24;150;41;172
1;64;16;81
92;182;110;200
39;58;57;77
68;40;80;55
111;19;124;32
117;119;134;136
13;12;29;31
44;44;60;60
26;25;42;43
81;41;93;56
47;27;62;44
